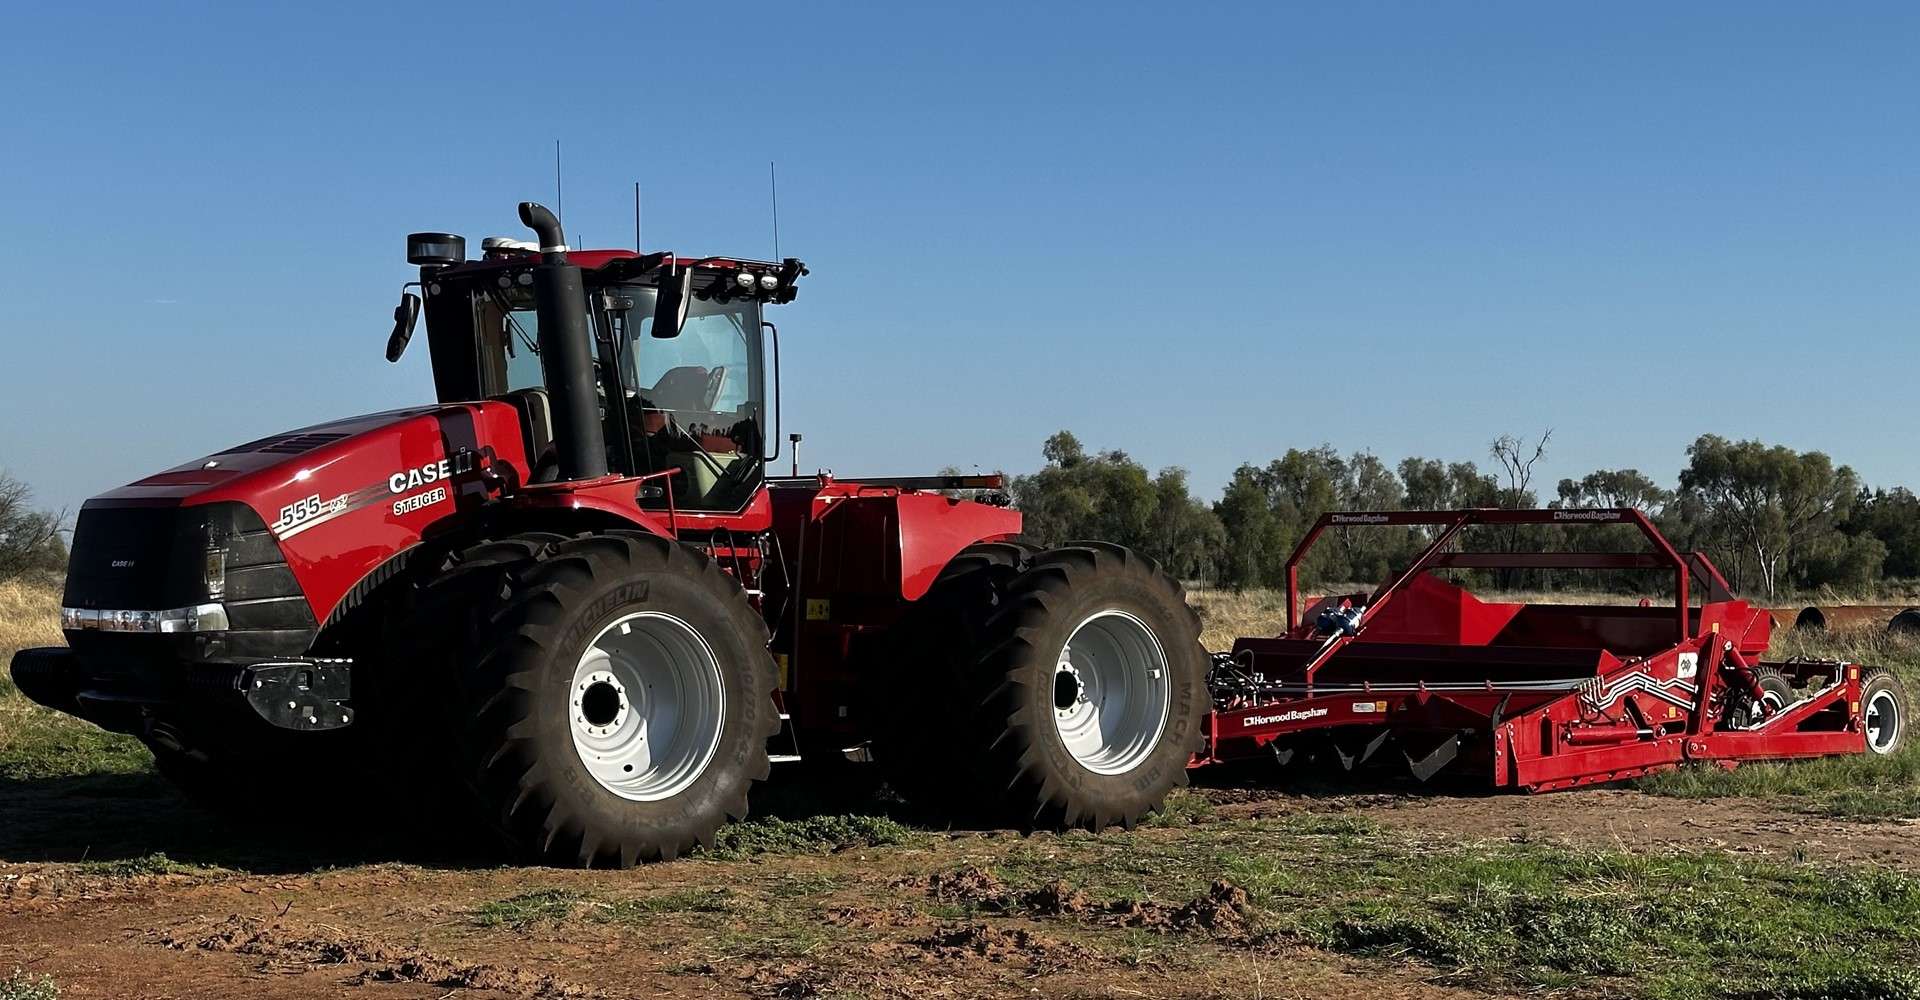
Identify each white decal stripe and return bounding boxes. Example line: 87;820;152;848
274;484;389;540
1586;672;1700;710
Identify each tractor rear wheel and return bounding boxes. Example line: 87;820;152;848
409;531;778;866
1862;669;1906;756
962;543;1207;829
873;538;1036;809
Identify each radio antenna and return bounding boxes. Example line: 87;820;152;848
554;140;564;231
769;160;781;260
633;181;642;251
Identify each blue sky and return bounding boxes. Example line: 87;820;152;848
2;2;1915;514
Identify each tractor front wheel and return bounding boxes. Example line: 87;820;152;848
412;531;778;866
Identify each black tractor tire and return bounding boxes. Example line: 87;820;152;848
404;530;779;867
872;538;1037;810
943;542;1207;830
1862;668;1906;757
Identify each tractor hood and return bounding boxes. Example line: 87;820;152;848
75;400;533;628
93;407;448;504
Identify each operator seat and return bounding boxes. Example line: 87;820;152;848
493;387;559;484
648;365;712;411
637;366;740;508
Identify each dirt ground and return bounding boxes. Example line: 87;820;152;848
4;770;1913;1000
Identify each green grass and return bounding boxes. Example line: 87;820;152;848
474;885;753;929
1;576;151;783
472;888;587;929
1143;787;1214;827
470;882;834;962
600;887;737;919
0;969;59;1000
0;703;150;783
1305;844;1920;999
1634;625;1920;818
71;852;212;878
1637;746;1920;818
700;813;917;859
979;814;1920;1000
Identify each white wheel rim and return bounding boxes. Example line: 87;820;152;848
1866;689;1901;754
1051;610;1171;776
569;611;726;801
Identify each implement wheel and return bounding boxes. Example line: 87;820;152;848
407;531;778;866
1728;667;1796;729
1862;669;1906;757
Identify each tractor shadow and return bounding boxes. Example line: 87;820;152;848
0;770;499;874
1188;753;1507;801
0;759;1513;875
747;760;913;822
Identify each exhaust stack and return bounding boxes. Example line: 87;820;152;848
518;202;606;481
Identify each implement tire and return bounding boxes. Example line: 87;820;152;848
1728;667;1796;729
406;530;778;867
968;542;1207;829
1863;668;1906;757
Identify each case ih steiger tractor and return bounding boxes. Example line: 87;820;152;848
9;202;1212;866
11;201;1907;868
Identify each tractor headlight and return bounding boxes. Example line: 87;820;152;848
160;603;230;633
758;274;779;291
734;271;756;290
61;604;230;633
204;545;228;601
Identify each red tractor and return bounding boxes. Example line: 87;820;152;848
9;203;1210;866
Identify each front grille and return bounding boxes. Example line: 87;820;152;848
63;502;317;663
64;506;184;609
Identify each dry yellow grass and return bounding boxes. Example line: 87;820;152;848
0;577;61;662
0;578;144;780
1187;587;1293;649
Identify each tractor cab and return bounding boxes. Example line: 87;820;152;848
391;228;805;512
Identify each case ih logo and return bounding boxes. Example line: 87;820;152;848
388;453;476;494
1329;514;1389;525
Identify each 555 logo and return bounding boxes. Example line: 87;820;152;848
271;492;350;538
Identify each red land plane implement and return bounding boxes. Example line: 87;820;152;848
1195;508;1904;789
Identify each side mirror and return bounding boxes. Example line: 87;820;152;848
385;292;422;362
652;268;691;338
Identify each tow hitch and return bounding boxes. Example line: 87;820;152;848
240;661;353;730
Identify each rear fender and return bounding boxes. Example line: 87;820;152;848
789;486;1021;605
897;492;1022;601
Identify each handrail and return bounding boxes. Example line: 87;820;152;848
1284;508;1695;646
633;467;682;536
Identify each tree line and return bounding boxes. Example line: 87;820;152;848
1010;430;1919;600
1;434;1910;602
0;471;66;582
